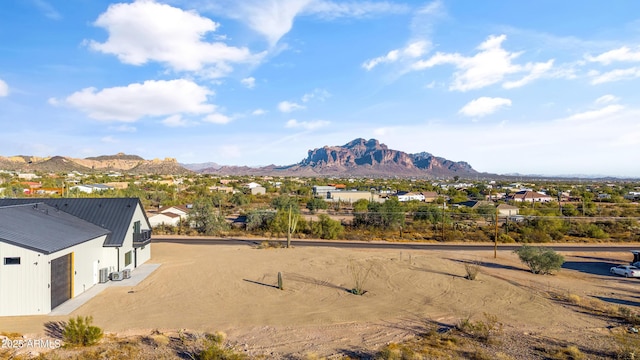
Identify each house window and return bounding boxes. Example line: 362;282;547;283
4;257;21;265
125;251;132;267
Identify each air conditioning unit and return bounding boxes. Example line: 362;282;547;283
122;269;132;279
99;268;109;283
110;271;123;281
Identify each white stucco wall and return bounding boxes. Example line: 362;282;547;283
115;204;152;271
0;234;109;316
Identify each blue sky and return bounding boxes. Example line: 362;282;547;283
1;0;640;177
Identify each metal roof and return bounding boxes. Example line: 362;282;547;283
0;203;111;254
0;198;150;247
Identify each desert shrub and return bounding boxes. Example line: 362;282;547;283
311;214;343;240
498;233;515;243
62;315;103;347
547;345;585;360
514;245;564;275
197;332;246;360
348;259;373;295
375;322;458;359
465;262;480;280
613;331;640;360
458;313;502;344
519;228;552;243
570;222;609;239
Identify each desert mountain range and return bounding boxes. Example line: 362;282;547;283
0;139;478;177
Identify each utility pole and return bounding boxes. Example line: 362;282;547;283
494;206;499;258
442;200;446;242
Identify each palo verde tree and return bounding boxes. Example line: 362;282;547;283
514;245;564;275
187;197;228;235
311;214;343;240
306;197;328;213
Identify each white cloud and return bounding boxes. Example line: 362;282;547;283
561;104;625;122
595;94;619;105
302;88;331;102
241;77;256;89
252;108;267;115
32;0;62;20
363;40;430;70
503;60;554;89
64;79;215;121
278;100;305;113
590;67;640;84
162;114;189;127
0;79;9;97
459;97;512;117
205;0;408;46
285;119;330;130
89;0;262;77
412;34;554;91
586;46;640;65
101;136;118;143
204;113;231;124
109;124;137;132
306;1;410;20
223;0;313;46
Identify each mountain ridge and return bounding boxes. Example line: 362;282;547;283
198;138;478;178
0;139;478;178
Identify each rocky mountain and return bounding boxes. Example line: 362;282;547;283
200;138;479;178
0;139;478;177
0;153;193;175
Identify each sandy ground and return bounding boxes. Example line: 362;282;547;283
1;242;639;357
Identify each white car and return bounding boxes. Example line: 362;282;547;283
610;265;640;278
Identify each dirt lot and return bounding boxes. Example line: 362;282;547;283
1;241;639;358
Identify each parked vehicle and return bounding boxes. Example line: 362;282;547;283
610;265;640;278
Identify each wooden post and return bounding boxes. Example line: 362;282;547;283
494;207;498;258
442;201;446;242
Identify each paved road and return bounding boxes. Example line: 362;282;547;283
152;237;640;252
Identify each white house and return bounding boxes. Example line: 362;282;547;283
149;205;191;227
396;192;425;202
148;212;182;227
497;204;520;216
0;198;152;316
244;182;262;189
507;190;552;203
70;184;114;193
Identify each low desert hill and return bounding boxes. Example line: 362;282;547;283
0;153;193;175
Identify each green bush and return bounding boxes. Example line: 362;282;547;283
311;214;343;240
514;245;564;275
62;315;103;346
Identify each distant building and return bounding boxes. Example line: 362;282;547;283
70;184;114;193
497;204;519;217
396;191;425;202
327;190;383;203
313;185;336;199
507;190;552;203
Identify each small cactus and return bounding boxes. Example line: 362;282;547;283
278;272;283;290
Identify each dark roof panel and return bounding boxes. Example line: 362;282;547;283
0;203;111;254
0;198;149;247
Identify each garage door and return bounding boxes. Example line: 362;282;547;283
51;253;72;309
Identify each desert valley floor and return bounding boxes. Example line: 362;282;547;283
2;239;640;358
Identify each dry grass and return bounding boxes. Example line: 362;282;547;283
546;345;586;360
